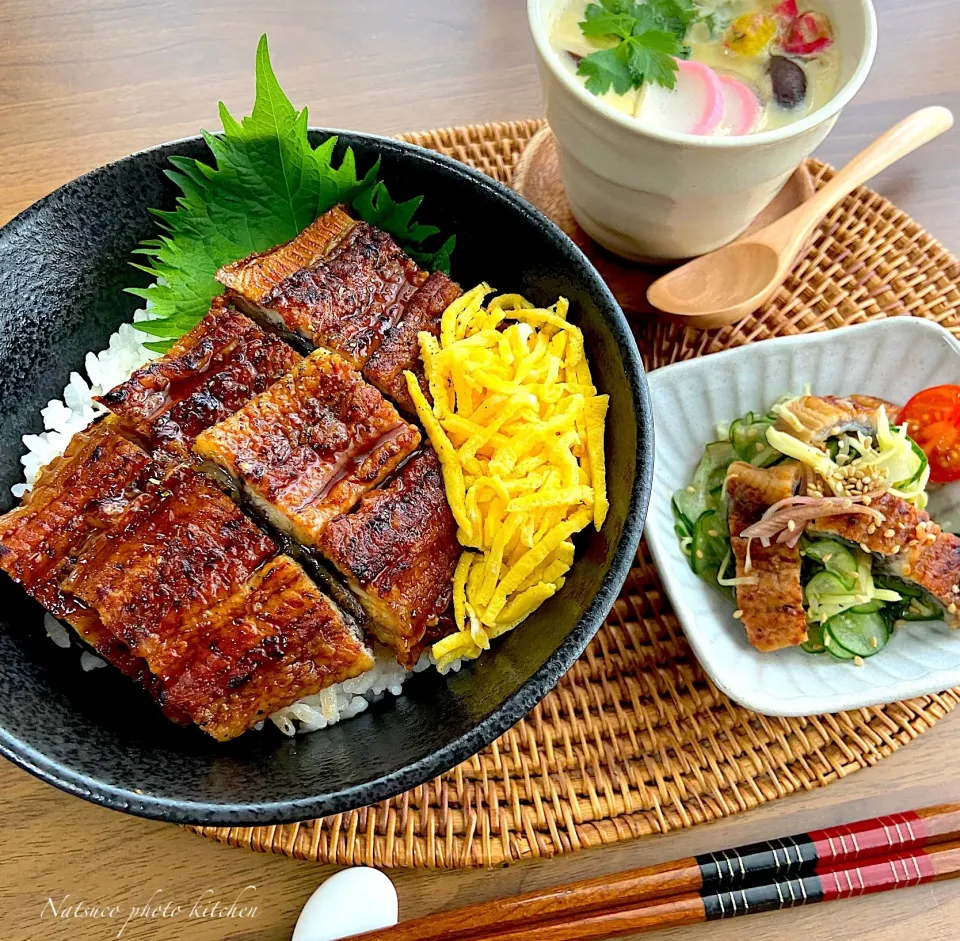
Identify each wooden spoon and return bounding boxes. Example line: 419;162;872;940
646;106;954;329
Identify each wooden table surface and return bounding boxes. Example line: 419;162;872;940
1;2;958;940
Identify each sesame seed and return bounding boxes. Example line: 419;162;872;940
755;442;764;452
870;637;879;648
733;609;743;619
952;585;959;594
950;603;958;615
885;529;896;539
687;486;696;494
824;634;832;646
846;571;858;579
863;476;872;486
823;553;833;563
856;594;869;603
695;549;704;559
867;524;877;534
787;520;796;532
708;529;718;537
903;566;912;576
854;656;865;667
892;545;901;554
860;542;870;552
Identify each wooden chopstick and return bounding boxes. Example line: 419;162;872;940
343;803;960;941
479;839;960;941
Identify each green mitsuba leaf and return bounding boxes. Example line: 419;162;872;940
576;0;696;98
130;34;452;351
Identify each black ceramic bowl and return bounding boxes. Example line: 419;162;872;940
0;130;652;825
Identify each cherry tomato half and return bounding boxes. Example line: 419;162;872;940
901;385;960;483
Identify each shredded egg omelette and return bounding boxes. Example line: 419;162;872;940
403;284;608;670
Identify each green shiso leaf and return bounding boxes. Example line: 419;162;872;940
129;34;453;353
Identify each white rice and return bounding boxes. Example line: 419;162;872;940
43;613;72;649
13;312;462;736
12;313;160;498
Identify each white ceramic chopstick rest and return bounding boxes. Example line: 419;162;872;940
292;867;399;941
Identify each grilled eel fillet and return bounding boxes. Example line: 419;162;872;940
218;207;428;369
725;461;808;652
60;465;377;738
774;395;901;445
318;448;460;667
194;348;420;547
362;272;462;414
808;491;960;628
255;221;428;368
217;205;357;310
160;555;374;741
97;298;301;459
63;465;278;671
0;421;161;681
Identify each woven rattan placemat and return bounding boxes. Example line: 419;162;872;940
189;119;960;869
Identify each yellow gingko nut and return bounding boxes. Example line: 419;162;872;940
413;286;607;666
726;13;777;56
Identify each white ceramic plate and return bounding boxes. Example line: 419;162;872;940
646;318;960;716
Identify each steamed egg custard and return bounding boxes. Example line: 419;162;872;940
551;0;841;136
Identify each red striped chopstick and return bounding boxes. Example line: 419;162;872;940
476;840;960;941
343;803;960;941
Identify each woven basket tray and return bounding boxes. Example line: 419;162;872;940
189;119;960;869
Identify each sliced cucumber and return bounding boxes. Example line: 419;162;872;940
851;600;884;614
699;441;737;492
874;574;923;598
899;595;943;622
673;441;736;527
824;610;890;658
673;490;706;531
709;484;728;527
881;430;925;490
730;414;780;467
825;634;857;660
692;510;728;577
802;540;859;590
692;510;734;602
672;499;693;541
805;570;854;604
801;621;827;654
901;438;929;489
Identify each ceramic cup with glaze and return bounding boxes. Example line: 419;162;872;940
527;0;878;261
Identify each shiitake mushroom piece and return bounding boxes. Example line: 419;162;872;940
769;55;808;109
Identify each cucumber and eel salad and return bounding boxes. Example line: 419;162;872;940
672;388;958;663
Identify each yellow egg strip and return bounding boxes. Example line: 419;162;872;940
403;285;608;666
